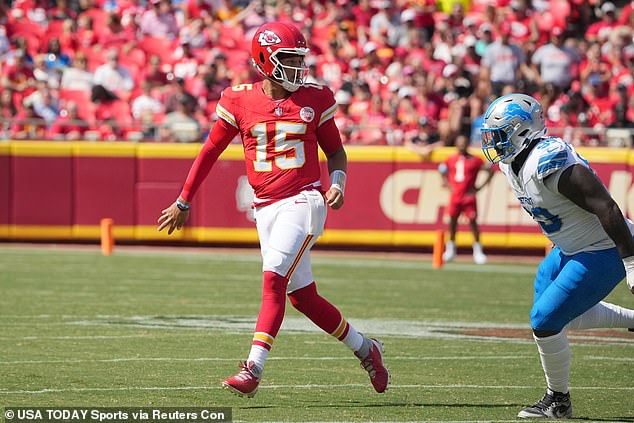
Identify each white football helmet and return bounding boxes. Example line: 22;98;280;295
480;93;546;164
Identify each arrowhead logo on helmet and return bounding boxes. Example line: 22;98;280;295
258;30;282;47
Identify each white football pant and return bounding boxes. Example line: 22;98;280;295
255;190;327;293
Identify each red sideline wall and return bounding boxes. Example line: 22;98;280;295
1;141;633;249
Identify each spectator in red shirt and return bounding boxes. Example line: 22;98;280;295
75;14;97;49
48;0;75;21
586;2;619;43
11;103;47;140
142;54;171;90
334;89;355;144
182;0;214;21
506;0;535;44
56;19;79;53
583;76;616;127
99;13;130;48
2;50;35;105
48;101;90;140
351;0;374;34
351;95;388;145
0;88;17;120
579;42;611;87
172;41;200;80
348;81;372;124
0;87;17;138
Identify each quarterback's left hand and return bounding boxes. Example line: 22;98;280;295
325;187;344;210
623;256;634;294
157;202;189;235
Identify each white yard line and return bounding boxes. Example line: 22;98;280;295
586;355;634;362
1;383;633;395
0;355;533;365
0;335;159;340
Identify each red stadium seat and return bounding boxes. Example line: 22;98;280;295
119;47;146;69
550;0;571;29
138;36;176;65
46;20;65;36
59;89;95;122
7;19;45;39
83;8;108;38
83;46;108;71
96;100;132;128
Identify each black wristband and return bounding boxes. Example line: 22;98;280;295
176;199;190;211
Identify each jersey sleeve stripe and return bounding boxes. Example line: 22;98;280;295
318;103;337;127
216;103;238;129
537;151;568;177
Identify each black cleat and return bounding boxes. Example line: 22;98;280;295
518;389;572;419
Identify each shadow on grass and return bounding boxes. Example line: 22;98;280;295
237;401;525;409
235;403;634;422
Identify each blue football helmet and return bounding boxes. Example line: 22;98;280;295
480;93;546;164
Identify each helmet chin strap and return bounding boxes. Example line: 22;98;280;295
281;80;300;92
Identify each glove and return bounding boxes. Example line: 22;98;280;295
623;256;634;293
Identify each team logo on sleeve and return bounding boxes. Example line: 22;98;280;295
258;30;281;46
299;106;315;123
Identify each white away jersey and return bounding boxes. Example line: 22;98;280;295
499;137;615;255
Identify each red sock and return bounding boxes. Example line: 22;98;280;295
252;271;288;351
288;282;349;340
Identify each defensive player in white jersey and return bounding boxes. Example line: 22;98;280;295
157;21;389;398
481;93;634;419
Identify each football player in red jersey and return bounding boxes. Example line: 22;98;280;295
158;21;389;398
439;134;494;264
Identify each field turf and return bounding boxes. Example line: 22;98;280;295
1;246;633;422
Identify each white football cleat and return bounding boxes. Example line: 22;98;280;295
443;241;456;262
472;243;487;265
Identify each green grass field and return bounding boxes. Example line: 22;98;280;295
1;245;633;422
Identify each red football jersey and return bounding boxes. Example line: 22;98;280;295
216;81;341;201
444;153;484;198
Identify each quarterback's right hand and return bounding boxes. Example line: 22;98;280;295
325;186;344;210
157;202;189;235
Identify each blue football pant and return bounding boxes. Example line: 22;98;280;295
530;246;626;331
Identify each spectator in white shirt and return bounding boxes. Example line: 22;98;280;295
531;27;580;92
481;23;527;95
92;48;134;103
132;81;163;120
60;52;93;92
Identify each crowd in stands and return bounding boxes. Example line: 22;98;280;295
1;0;634;146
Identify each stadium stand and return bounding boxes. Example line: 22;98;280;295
0;0;633;145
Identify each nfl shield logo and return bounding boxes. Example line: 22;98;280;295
275;107;283;117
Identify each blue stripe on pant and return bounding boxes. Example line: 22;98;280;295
530;246;626;331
